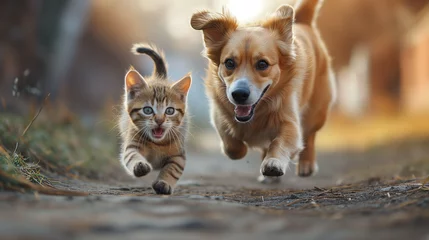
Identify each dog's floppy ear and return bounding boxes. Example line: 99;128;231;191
190;10;238;64
263;5;295;55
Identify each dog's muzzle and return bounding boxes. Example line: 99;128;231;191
233;84;270;123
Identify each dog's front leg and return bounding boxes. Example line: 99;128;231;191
213;113;247;160
261;119;303;176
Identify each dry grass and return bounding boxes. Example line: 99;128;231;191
0;113;120;193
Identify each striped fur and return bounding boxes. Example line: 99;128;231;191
119;44;191;195
132;43;168;79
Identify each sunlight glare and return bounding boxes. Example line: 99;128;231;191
226;0;264;22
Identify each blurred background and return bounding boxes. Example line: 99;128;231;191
1;0;429;152
2;2;429;236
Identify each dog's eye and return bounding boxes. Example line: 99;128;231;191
224;59;236;70
142;107;154;115
165;107;175;115
256;60;269;71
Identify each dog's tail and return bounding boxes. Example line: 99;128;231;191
294;0;324;26
131;43;168;79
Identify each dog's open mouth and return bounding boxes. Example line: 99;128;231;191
234;85;270;123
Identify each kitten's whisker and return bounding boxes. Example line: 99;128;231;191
175;129;189;142
110;119;127;132
170;129;182;150
182;127;195;137
131;126;145;143
134;126;149;146
166;130;174;151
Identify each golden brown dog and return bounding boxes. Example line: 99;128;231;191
191;0;336;182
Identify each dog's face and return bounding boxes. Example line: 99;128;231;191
220;30;280;122
191;5;296;123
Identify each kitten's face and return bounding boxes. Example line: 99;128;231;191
124;69;191;143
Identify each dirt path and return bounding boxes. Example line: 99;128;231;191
1;139;429;240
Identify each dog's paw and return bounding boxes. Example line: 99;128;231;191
133;161;152;177
152;180;173;195
297;161;318;177
257;175;281;184
260;158;286;177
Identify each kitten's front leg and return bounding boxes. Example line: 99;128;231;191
121;144;152;177
152;154;186;195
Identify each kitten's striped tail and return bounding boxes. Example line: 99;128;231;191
132;43;168;79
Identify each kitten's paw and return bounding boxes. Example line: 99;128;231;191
152;180;173;195
257;175;281;184
297;161;318;177
260;158;286;177
133;161;152;177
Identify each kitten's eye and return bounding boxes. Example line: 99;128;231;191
142;107;153;115
224;59;236;70
256;60;269;71
165;107;175;115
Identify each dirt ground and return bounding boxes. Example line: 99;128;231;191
1;138;429;240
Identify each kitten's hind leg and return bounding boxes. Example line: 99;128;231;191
152;155;186;195
121;144;152;177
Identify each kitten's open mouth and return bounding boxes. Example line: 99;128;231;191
234;85;270;123
152;127;165;139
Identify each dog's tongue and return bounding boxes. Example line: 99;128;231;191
235;106;252;117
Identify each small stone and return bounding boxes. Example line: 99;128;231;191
210;196;224;200
380;185;412;192
290;194;299;199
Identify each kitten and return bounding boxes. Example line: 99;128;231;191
119;43;191;195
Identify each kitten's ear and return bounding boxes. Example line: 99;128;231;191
125;67;148;91
171;74;192;97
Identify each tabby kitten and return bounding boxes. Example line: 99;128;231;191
119;43;191;195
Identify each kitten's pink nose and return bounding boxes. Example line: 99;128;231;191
155;117;164;125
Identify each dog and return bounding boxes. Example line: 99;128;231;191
191;0;336;182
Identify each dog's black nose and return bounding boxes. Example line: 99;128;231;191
232;88;250;104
